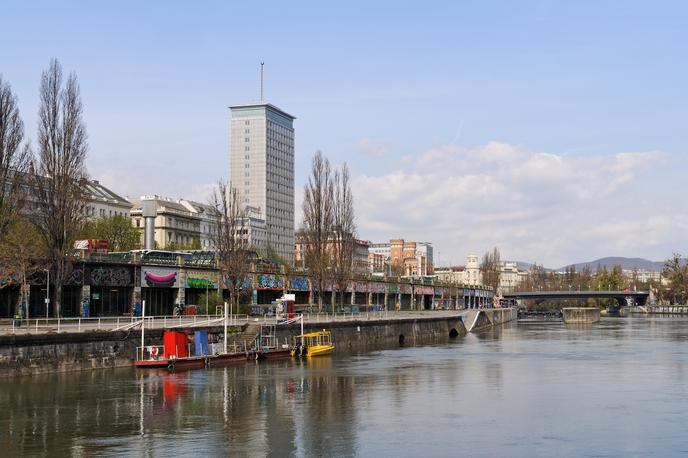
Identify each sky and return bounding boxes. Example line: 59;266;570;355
2;0;687;267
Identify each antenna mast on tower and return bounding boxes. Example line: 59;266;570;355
260;62;264;102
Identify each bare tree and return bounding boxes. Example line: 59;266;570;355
301;151;334;312
331;163;356;308
32;59;89;317
211;181;252;315
481;247;501;294
0;76;32;241
663;253;687;304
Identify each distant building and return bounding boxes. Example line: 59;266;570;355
499;261;528;293
622;269;663;285
294;233;370;275
130;196;201;249
435;266;465;284
465;254;481;286
179;200;216;250
369;239;434;276
12;174;131;222
353;239;370;274
83;180;132;219
435;256;526;293
368;252;386;274
229;102;295;264
130;196;268;251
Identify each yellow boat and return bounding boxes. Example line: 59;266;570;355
291;330;335;357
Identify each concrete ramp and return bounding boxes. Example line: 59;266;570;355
462;310;493;332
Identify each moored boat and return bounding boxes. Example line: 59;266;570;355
291;330;335;358
136;330;207;370
255;324;292;360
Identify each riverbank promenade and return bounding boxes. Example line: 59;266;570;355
0;309;497;335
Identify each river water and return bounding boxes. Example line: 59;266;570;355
2;317;688;457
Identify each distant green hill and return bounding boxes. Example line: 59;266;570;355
558;257;664;272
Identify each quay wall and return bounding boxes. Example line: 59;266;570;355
562;307;600;324
0;330;163;378
645;305;688;315
275;316;467;350
0;309;517;378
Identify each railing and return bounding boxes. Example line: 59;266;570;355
1;308;491;335
136;345;165;361
4;314;252;335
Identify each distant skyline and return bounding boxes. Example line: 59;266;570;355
2;1;686;266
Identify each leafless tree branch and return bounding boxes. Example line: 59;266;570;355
301;151;334;312
0;75;32;241
32;59;89;317
211;181;252;313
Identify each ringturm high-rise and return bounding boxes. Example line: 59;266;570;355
229;102;295;264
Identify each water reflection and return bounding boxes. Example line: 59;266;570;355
2;318;688;456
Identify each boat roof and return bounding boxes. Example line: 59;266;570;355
301;331;331;337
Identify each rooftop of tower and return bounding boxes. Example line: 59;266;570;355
228;102;296;120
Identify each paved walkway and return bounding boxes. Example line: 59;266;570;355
0;310;478;336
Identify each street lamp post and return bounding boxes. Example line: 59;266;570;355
44;269;50;319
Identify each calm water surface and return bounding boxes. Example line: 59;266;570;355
2;317;688;457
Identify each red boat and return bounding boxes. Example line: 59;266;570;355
136;330;209;370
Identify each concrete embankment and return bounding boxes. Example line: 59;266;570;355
0;308;517;377
562;307;600;324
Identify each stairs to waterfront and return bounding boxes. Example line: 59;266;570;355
227;323;261;351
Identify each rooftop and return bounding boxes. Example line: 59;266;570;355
229;102;296;120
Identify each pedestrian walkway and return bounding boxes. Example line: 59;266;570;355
0;309;493;336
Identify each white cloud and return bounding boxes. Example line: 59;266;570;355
348;142;682;267
357;138;390;157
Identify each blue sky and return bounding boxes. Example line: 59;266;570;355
2;1;686;266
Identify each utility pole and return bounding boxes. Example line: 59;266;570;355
260;62;264;101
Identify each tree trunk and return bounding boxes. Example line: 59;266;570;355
54;262;63;317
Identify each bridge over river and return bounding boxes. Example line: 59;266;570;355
503;290;650;308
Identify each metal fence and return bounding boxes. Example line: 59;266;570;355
1;309;471;335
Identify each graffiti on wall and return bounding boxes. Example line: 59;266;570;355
370;283;386;294
184;269;217;289
90;267;132;286
290;276;309;291
142;267;180;288
64;265;85;286
257;274;283;290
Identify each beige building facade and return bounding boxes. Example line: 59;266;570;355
229;103;295;264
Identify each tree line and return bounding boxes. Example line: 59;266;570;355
0;59;92;317
300;151;356;312
0;59;144;317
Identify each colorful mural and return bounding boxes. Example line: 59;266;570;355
257;274;284;290
289;276;309;291
354;281;368;293
414;285;434;295
141;267;180;288
370;283;386;294
184;269;217;289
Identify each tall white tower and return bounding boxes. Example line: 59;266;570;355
229;103;296;264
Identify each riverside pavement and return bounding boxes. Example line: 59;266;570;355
0;310;482;336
